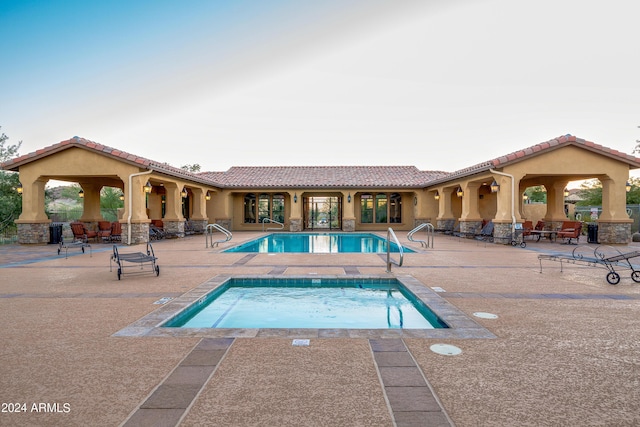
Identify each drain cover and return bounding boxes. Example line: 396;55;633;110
292;339;310;346
473;312;499;319
430;344;462;356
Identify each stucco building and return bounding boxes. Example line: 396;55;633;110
2;134;639;245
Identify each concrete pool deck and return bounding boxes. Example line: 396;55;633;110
1;232;639;426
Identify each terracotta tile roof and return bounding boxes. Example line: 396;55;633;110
0;136;213;186
199;166;448;188
427;134;640;186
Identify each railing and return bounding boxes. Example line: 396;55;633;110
205;223;233;248
386;228;404;273
407;223;434;248
262;218;284;231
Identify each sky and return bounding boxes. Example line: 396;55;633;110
1;0;639;176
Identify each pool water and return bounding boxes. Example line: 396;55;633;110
223;233;414;253
164;278;447;329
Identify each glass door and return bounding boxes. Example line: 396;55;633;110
303;196;342;230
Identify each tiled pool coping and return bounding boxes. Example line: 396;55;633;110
114;274;497;339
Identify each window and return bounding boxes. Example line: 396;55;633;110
359;192;402;224
375;194;387;223
244;193;285;224
361;194;373;223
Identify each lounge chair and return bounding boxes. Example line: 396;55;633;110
70;222;98;243
474;221;494;242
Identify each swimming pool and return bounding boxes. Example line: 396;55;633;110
223;233;414;253
164;278;447;329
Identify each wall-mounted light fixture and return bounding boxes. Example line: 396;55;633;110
181;187;188;198
490;180;499;193
626;181;632;192
523;194;529;201
293;193;298;203
206;191;211;201
16;182;23;195
456;187;464;197
347;193;351;203
78;189;84;198
119;193;125;201
563;188;570;197
144;181;152;194
434;191;440;200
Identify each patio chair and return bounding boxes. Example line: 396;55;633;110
557;221;583;244
97;221;112;242
521;220;533;240
70;222;98;243
110;221;122;242
474;221;494;242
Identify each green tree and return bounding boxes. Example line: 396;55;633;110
0;129;23;231
524;186;547;203
576;179;602;206
181;164;201;173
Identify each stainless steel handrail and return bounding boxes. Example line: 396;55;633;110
407;223;434;248
205;223;232;248
262;218;284;231
386;227;404;273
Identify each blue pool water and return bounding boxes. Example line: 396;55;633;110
223;233;414;253
164;278;447;329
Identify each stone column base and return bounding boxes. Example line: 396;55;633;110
189;219;207;234
289;218;302;232
597;221;631;244
17;222;50;244
214;218;232;231
342;218;355;232
459;220;482;238
163;220;185;238
492;222;514;245
436;219;455;233
122;222;150;245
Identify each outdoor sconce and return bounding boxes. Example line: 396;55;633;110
119;193;125;201
523;194;529;201
181;187;188;198
347;193;351;203
434;191;439;200
143;181;152;194
626;181;632;192
16;182;23;195
456;187;464;197
78;189;84;198
490;180;499;193
206;191;211;201
293;193;298;203
563;188;570;197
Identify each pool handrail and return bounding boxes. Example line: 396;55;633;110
262;218;284;232
407;223;434;248
386;227;404;273
205;223;232;248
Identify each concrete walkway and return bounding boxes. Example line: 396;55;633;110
1;232;639;426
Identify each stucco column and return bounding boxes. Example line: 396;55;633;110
16;177;48;222
289;191;302;232
460;182;482;221
546;181;569;222
162;183;183;221
342;191;355;232
600;177;629;221
190;188;207;221
78;182;103;222
436;188;454;220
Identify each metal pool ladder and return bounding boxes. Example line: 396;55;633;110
386;227;404;273
205;223;232;248
407;222;434;248
262;218;284;231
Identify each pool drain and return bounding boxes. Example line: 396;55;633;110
430;344;462;356
292;339;310;346
473;312;498;319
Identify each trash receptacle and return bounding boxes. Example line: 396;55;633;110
49;222;63;244
587;223;598;244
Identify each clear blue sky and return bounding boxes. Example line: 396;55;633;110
2;0;639;174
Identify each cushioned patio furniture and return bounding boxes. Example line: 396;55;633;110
110;222;122;242
70;222;98;243
97;221;112;241
557;221;583;244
